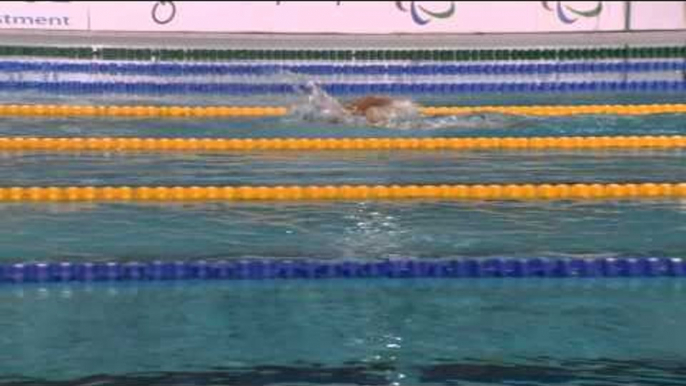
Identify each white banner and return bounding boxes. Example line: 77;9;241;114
87;1;622;34
630;1;686;30
86;1;623;33
0;1;682;34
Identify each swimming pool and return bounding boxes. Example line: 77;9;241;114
2;279;686;385
1;39;685;385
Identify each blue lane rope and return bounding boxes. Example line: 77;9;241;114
1;80;685;95
1;60;685;76
0;258;684;283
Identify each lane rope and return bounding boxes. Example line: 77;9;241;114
2;60;684;76
0;136;684;152
1;80;685;95
1;45;685;62
0;183;684;202
0;104;288;117
1;103;686;118
0;257;683;283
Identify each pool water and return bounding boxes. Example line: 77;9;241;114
0;200;684;261
2;279;686;385
0;76;685;384
0;93;684;262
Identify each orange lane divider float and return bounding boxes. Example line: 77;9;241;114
1;103;686;118
0;183;684;202
0;136;684;152
420;104;686;116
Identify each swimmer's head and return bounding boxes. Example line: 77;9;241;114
345;96;419;126
295;87;419;127
345;96;395;116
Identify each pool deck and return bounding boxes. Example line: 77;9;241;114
1;29;686;49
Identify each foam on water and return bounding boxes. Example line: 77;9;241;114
287;81;538;131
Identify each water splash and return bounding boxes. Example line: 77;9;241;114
288;81;529;131
289;81;356;125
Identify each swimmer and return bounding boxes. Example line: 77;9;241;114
296;87;419;126
344;95;420;126
295;82;514;129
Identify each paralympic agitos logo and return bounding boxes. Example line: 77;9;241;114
542;1;603;24
395;1;456;25
396;1;602;26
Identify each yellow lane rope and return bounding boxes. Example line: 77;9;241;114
0;105;288;118
0;136;684;151
0;183;684;202
0;103;685;118
420;104;686;116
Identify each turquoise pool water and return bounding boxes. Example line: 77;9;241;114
1;88;685;385
0;93;684;262
0;200;684;261
2;279;686;385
